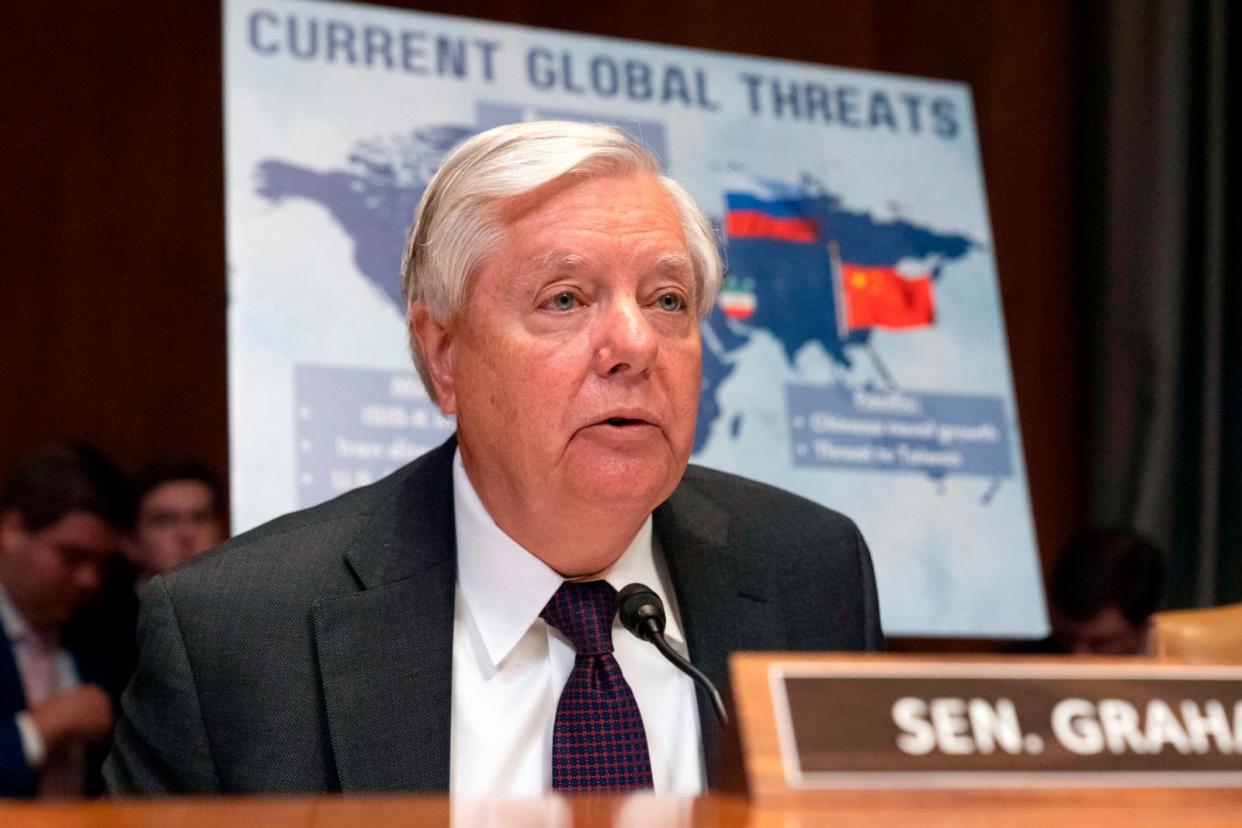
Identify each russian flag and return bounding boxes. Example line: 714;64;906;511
723;178;819;244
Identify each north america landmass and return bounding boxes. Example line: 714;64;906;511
253;126;979;456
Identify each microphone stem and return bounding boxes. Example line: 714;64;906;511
647;631;728;728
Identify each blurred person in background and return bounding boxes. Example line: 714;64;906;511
67;458;229;720
125;459;226;582
0;444;133;798
1046;529;1166;655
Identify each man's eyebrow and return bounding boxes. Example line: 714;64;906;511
515;250;694;285
653;252;695;280
525;250;590;274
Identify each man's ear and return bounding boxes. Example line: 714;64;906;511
0;510;27;555
409;300;458;415
121;535;144;567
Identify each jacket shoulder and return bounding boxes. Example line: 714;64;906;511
159;451;426;604
672;463;883;650
677;463;861;538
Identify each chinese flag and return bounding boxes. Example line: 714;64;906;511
841;264;935;330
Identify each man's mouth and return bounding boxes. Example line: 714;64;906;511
603;417;647;427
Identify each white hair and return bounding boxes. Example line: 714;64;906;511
399;120;723;400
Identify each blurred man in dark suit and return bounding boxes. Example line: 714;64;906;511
0;444;133;798
67;458;228;717
107;121;882;796
1047;530;1165;655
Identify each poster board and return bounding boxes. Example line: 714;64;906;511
223;0;1046;636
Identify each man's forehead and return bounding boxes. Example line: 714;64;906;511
521;248;694;278
495;169;664;217
39;511;122;554
141;480;215;509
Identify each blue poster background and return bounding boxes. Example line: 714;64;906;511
224;0;1046;636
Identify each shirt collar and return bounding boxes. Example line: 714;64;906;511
454;449;564;669
594;523;687;649
452;448;682;669
0;584;31;643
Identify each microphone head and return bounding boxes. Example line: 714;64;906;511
617;582;666;640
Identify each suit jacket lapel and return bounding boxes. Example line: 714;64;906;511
311;438;458;792
310;443;784;792
0;637;26;715
655;477;787;789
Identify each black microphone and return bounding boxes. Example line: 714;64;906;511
617;583;728;727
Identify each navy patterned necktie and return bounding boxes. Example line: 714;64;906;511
541;580;654;792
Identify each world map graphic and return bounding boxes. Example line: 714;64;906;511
255;124;981;460
226;0;1048;637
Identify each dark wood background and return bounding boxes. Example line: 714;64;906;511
0;1;1087;578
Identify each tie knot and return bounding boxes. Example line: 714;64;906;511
541;580;618;656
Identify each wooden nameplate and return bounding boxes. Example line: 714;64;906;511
730;653;1242;806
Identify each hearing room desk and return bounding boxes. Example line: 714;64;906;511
5;790;1242;827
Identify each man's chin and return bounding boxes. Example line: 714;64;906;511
33;607;73;631
564;454;686;513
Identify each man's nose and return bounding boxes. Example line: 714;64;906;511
177;524;198;551
74;562;102;594
592;298;658;378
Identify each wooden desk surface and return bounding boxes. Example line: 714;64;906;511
5;791;1242;827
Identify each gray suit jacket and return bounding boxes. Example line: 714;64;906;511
104;437;881;794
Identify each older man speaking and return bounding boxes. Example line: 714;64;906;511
106;121;881;796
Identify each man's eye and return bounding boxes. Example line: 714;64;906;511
545;291;578;311
656;292;687;312
58;549;88;569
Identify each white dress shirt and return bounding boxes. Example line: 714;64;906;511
449;449;705;797
0;584;81;782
